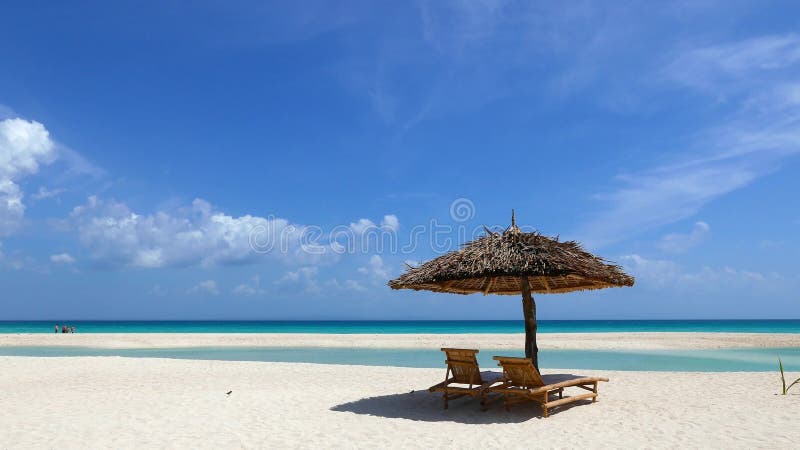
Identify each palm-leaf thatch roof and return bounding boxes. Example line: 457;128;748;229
389;220;634;296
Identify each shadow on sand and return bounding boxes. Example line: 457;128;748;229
331;373;594;424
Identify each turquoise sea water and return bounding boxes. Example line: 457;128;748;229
4;321;798;371
1;346;799;372
3;320;800;334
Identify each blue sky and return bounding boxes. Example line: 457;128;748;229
1;1;799;320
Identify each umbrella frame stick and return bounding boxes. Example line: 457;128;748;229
520;276;539;369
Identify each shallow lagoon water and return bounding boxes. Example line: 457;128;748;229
2;346;799;372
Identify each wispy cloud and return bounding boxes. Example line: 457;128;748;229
50;253;76;264
337;2;603;132
0;105;15;119
356;1;732;130
665;34;800;93
275;265;372;295
275;267;322;294
325;278;366;292
32;186;66;201
0;242;49;273
658;221;710;253
233;275;265;296
578;33;800;247
620;253;777;288
56;145;105;180
188;280;219;296
581;163;756;247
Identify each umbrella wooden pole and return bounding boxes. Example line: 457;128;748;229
520;277;539;369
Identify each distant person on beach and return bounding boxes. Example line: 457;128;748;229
54;324;59;334
62;325;67;334
71;326;75;334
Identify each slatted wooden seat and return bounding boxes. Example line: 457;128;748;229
428;348;500;409
486;356;609;417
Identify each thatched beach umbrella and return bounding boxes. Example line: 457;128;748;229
388;212;634;369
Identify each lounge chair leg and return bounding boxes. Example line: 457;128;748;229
592;382;598;403
558;388;563;399
541;393;549;418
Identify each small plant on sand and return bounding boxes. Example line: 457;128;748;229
778;357;800;395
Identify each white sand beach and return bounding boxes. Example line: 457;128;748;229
1;332;798;350
1;355;798;449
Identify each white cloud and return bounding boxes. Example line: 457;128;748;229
678;266;769;285
357;254;390;282
275;267;369;294
281;255;391;294
233;275;265;296
381;214;399;231
50;253;76;264
188;280;219;295
70;197;321;268
658;221;710;253
276;266;321;294
325;278;366;292
0;118;56;179
349;218;377;235
0;179;24;236
277;266;319;283
233;284;258;295
620;254;773;287
619;254;682;287
339;215;400;254
0;118;57;236
70;196;398;269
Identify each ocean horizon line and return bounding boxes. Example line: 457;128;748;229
3;319;800;334
4;319;800;323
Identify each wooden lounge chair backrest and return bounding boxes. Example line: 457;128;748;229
493;356;545;388
442;348;483;385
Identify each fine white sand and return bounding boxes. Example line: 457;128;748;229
2;332;798;350
1;356;798;449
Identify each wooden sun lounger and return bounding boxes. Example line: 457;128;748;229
485;356;609;417
428;348;500;409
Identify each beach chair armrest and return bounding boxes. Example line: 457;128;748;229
526;377;609;395
478;378;503;390
486;381;516;392
428;378;455;392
